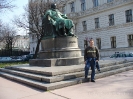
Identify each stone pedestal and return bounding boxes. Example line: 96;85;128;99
29;36;84;67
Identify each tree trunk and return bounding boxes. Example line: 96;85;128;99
33;38;42;59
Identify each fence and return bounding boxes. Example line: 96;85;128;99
0;49;30;57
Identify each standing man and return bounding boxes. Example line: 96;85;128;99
84;38;99;82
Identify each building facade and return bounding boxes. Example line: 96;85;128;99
0;35;29;52
29;33;41;54
29;0;133;57
14;35;30;51
60;0;133;57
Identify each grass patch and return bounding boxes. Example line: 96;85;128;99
0;61;29;68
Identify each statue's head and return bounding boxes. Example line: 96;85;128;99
51;3;57;9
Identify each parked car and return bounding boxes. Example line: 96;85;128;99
110;52;133;58
101;52;133;62
21;55;28;61
0;57;13;62
11;56;23;61
21;54;34;61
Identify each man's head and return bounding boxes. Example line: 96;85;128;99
51;3;57;9
89;38;94;47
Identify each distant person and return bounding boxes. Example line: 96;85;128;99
84;38;99;82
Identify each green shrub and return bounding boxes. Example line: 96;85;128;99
0;61;28;68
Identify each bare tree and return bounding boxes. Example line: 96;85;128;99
13;0;57;58
0;19;2;27
0;0;15;29
0;0;14;10
0;24;16;56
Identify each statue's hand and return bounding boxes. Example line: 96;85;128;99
61;14;67;19
48;15;51;20
64;14;67;19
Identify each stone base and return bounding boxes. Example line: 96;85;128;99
41;36;78;51
29;36;83;67
29;57;84;67
38;48;82;59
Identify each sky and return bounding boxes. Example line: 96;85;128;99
1;0;28;35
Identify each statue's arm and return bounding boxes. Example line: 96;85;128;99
57;10;67;19
61;14;67;19
45;10;51;17
42;10;50;20
44;10;56;25
43;10;53;21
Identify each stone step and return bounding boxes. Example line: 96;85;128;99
99;62;133;73
29;57;127;67
5;60;127;76
0;68;84;83
29;57;84;67
0;65;133;91
5;65;84;76
1;62;133;83
95;65;133;79
99;60;126;67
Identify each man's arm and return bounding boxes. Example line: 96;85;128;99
84;48;87;62
96;47;99;61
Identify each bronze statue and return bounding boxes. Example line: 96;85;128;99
42;3;75;38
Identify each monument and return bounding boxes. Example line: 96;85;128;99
42;3;74;38
29;3;84;66
0;3;132;91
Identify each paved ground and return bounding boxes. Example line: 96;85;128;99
0;70;133;99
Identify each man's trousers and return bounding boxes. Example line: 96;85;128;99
85;58;96;80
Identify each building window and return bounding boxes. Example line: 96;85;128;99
125;9;132;23
70;2;75;12
109;14;114;26
110;36;116;48
81;0;86;11
32;35;34;41
95;18;100;28
74;23;77;33
107;0;113;3
84;40;88;48
128;34;133;47
93;0;98;7
62;6;65;14
96;38;101;49
82;21;87;31
33;47;35;53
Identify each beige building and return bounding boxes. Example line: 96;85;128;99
59;0;133;57
14;35;30;51
0;35;29;51
29;0;133;57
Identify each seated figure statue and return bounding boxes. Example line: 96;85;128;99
42;3;74;37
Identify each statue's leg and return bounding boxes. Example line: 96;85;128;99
57;27;66;36
63;25;67;36
60;21;67;36
58;20;67;36
67;28;74;36
64;19;75;36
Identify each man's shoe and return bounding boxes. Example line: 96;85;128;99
91;80;95;82
85;76;87;79
84;77;90;82
98;70;101;73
